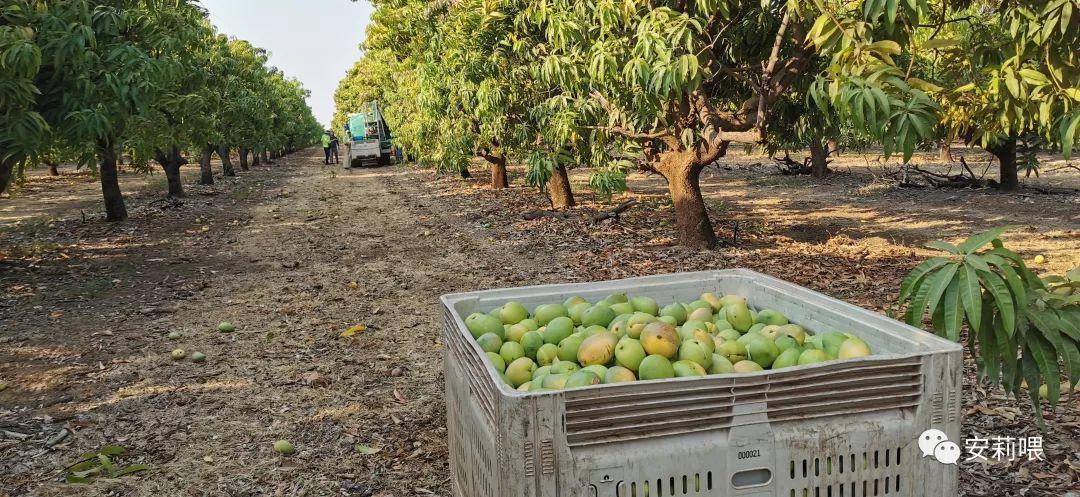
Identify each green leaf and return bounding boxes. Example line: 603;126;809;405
958;226;1012;253
1032;311;1079;396
958;265;983;333
992;261;1028;313
112;464;150;477
99;445;127;456
978;313;1000;384
922;38;960;50
97;454;114;475
942;276;963;341
1020;346;1046;428
996;313;1018;391
925;263;959;327
1027;334;1060;407
907;270;934;327
885;0;899;25
925;240;960;254
899;256;950;302
356;443;382;455
964;254;991;273
906;263;956;330
980;270;1016;336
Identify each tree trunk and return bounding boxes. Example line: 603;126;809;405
809;139;829;178
488;156;508;189
239;147;250;171
97;137;128;221
154;147;186;197
262;150;271;164
252;150;262;166
661;154;716;248
218;146;236;177
0;156;17;194
199;144;215;185
938;140;954;162
47;161;59;176
548;164;575;209
987;137;1018;191
827;138;840;156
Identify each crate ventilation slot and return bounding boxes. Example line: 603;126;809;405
618;472;714;497
443;309;496;425
564;360;922;447
785;448;904;497
448;380;497;497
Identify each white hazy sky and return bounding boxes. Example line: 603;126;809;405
202;0;374;128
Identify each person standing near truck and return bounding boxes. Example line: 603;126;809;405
320;131;332;164
330;133;340;164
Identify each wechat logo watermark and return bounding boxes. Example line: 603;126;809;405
918;429;1044;465
919;429;960;465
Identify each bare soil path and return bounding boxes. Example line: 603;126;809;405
1;148;559;496
1;146;1077;496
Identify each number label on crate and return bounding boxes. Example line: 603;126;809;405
737;449;762;460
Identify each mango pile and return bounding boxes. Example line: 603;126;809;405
464;292;874;392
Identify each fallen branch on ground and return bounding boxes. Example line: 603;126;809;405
590;199;638;223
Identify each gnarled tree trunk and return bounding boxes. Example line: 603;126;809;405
987;137;1018;191
1;156;18;194
97;137;128;221
154;146;186;197
199;144;215;185
658;151;716;248
239;147;250;171
548;164;575;209
938;140;954;162
218;146;236;177
252;150;262;166
808;139;829;178
47;161;59;176
483;154;508;189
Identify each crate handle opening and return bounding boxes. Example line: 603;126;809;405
731;468;772;488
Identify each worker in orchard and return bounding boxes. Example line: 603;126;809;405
320;130;332;165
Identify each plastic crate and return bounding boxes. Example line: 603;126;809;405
441;269;963;497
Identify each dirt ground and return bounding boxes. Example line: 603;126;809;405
1;146;1077;496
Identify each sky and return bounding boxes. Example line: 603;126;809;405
202;0;374;128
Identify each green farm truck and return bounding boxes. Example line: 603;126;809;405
345;101;395;167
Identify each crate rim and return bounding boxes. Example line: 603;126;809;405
441;268;963;399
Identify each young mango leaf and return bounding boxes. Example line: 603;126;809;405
958;265;984;333
979;270;1017;336
942;277;963;341
899;256;950;302
1027;333;1061;408
925;240;960;254
958;226;1012;254
1020;348;1046;428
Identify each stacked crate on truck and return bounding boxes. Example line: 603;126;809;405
346;101;394;167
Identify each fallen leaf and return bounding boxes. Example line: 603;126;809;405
393;389;407;403
356;444;381;455
340;324;366;338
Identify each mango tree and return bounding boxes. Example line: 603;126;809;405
127;5;216;197
530;1;829;247
808;1;1079;191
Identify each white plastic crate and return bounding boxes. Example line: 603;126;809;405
441;269;963;497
